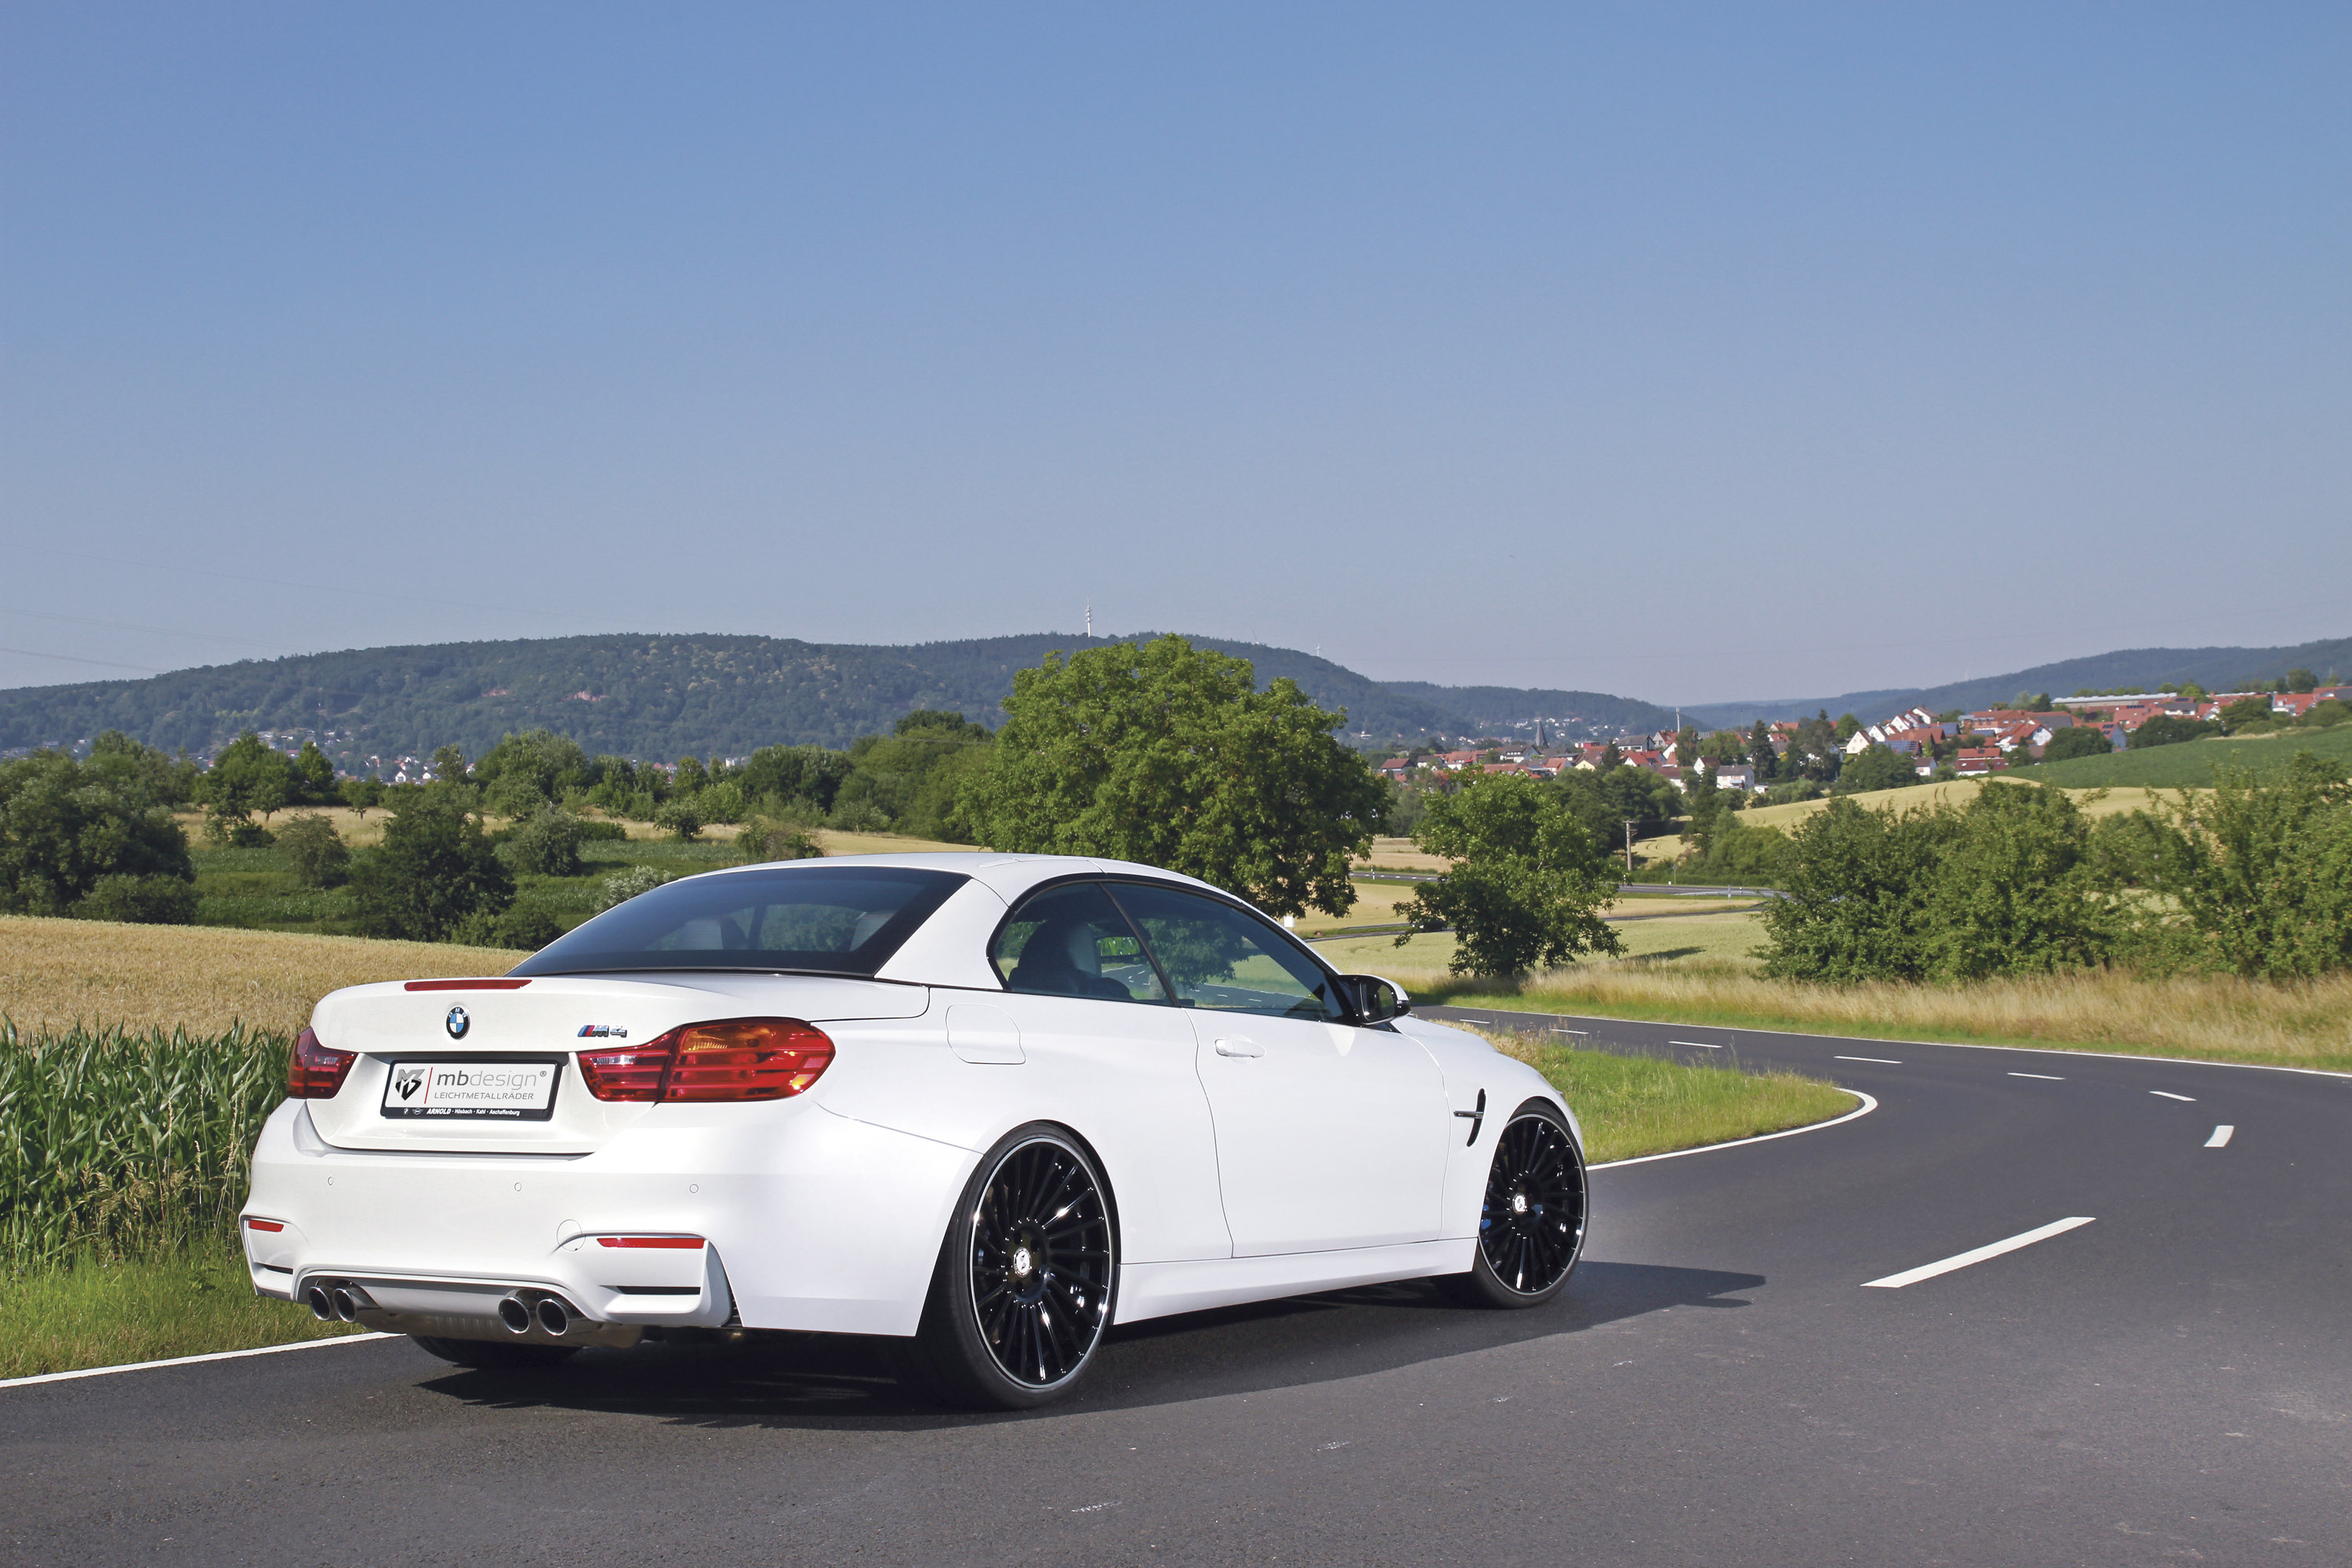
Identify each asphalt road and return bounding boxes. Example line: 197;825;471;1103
6;1014;2349;1567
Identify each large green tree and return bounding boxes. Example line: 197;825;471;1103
955;637;1386;917
1397;773;1621;976
2038;724;2114;763
349;789;514;941
0;750;198;921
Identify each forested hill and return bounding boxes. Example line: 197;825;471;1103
1682;635;2352;729
0;633;1679;764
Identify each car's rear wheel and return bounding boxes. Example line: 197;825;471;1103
408;1334;580;1370
898;1123;1116;1410
1440;1100;1586;1308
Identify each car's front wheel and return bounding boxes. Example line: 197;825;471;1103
1441;1099;1587;1308
898;1123;1117;1410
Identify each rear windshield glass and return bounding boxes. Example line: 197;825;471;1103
510;866;968;978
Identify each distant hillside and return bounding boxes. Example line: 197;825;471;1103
1683;636;2352;730
0;632;1678;768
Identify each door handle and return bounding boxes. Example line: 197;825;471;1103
1214;1037;1264;1058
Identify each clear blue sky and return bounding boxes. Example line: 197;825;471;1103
5;4;2347;703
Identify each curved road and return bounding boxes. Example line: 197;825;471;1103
5;1015;2349;1566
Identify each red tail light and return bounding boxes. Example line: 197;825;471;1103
577;1018;834;1104
286;1027;358;1098
596;1236;706;1249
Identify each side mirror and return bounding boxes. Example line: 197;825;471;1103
1341;975;1412;1022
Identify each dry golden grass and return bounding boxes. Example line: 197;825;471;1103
1634;782;2180;865
0;916;525;1036
1354;837;1449;873
1432;965;2352;1072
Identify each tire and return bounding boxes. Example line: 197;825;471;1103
1439;1099;1588;1308
896;1123;1117;1410
408;1334;581;1370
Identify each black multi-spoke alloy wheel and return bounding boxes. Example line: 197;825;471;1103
899;1123;1116;1410
408;1335;579;1370
1442;1101;1587;1308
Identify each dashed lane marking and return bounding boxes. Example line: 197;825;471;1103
1861;1217;2096;1290
2150;1091;2195;1102
1670;1040;1724;1050
2206;1125;2234;1148
2008;1072;2065;1080
1835;1055;1903;1065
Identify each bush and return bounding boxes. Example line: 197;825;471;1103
2130;714;2219;749
737;818;823;865
652;800;702;843
2038;725;2114;763
498;808;590;877
1;750;197;920
1757;784;2111;982
597;866;673;909
1832;744;1915;795
274;813;350;888
348;791;514;942
71;873;201;925
451;901;564;951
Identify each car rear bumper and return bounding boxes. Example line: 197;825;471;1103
241;1098;973;1338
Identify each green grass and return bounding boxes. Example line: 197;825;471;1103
2006;724;2352;788
0;1245;365;1381
1483;1032;1857;1164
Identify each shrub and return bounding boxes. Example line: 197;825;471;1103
71;873;201;925
274;813;350;888
498;808;590;877
652;800;702;843
348;790;514;942
1;750;197;920
2038;725;2114;763
2130;714;2219;749
597;866;673;909
737;818;823;865
452;901;564;951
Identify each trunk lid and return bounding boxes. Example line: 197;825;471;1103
304;974;928;1153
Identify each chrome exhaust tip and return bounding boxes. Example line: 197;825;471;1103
329;1287;362;1323
535;1296;573;1338
306;1285;336;1321
496;1294;533;1334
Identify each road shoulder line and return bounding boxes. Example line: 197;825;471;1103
0;1332;397;1393
1590;1090;1878;1171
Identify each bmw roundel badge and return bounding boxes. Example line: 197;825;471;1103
445;1005;470;1040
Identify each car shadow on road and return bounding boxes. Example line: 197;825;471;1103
423;1258;1762;1432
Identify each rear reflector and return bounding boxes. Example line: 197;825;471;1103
404;978;532;992
579;1018;835;1104
244;1218;285;1232
596;1236;706;1249
285;1027;358;1098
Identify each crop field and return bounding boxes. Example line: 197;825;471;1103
1;916;523;1037
1314;907;1766;985
2005;723;2352;788
1632;782;2180;867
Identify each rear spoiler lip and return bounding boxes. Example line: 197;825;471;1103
404;978;533;992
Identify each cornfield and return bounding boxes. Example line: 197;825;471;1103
0;1019;289;1273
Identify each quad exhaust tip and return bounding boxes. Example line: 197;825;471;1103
497;1294;533;1335
306;1285;336;1321
535;1297;573;1337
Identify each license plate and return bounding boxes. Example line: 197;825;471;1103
381;1060;561;1120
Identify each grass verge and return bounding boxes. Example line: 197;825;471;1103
1476;1030;1858;1164
0;1245;364;1382
1427;965;2352;1073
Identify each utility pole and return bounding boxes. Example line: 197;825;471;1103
1624;819;1637;876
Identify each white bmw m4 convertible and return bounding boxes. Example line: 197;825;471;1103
242;854;1588;1408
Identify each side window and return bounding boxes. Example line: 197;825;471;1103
992;883;1168;1004
1106;882;1348;1022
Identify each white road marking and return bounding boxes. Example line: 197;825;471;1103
0;1332;397;1392
1593;1091;1878;1169
1552;1028;1588;1036
2007;1072;2065;1080
2206;1125;2234;1148
1835;1055;1903;1065
2150;1091;2195;1102
1861;1217;2096;1289
1670;1040;1723;1049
